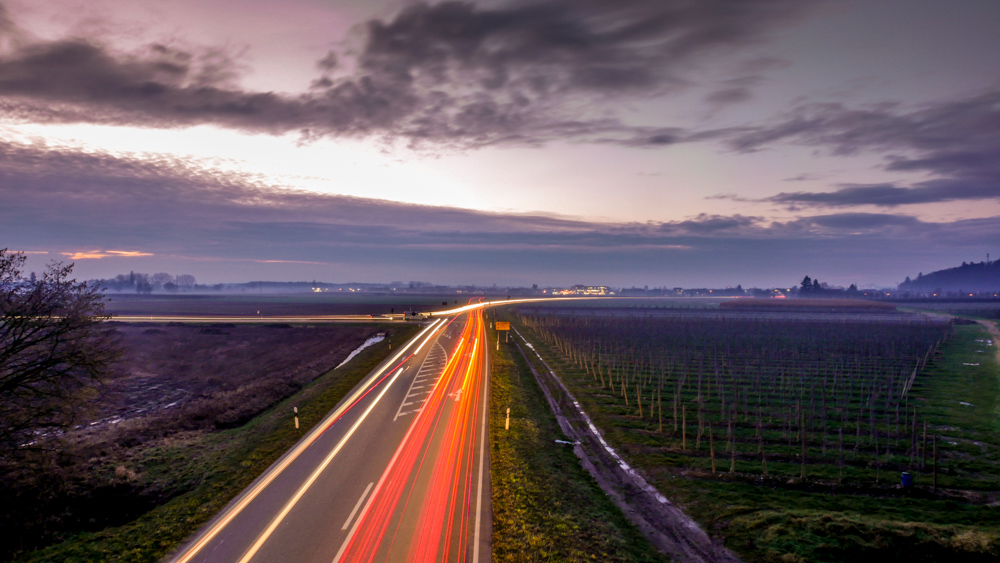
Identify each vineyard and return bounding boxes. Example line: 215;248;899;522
508;308;1000;560
512;309;980;488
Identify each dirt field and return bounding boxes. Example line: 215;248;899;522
101;293;470;317
87;323;384;436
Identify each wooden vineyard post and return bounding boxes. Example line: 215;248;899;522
682;405;687;450
673;387;679;433
800;411;806;480
838;427;844;484
658;387;663;433
932;435;938;491
710;425;716;474
637;382;642;418
727;418;732;452
761;435;768;476
756;407;762;443
922;421;928;470
730;434;736;474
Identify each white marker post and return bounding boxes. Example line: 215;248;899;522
505;407;510;431
293;406;299;429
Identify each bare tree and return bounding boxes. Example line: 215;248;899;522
0;249;121;454
175;274;196;289
150;272;174;290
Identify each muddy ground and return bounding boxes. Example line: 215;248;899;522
82;323;384;439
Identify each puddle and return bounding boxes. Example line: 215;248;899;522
336;334;385;369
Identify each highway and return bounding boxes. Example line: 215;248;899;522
169;308;491;563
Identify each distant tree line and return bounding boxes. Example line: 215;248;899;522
797;276;859;297
91;272;196;293
898;259;1000;294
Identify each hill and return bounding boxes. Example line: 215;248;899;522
898;260;1000;293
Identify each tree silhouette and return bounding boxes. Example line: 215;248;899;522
0;249;121;453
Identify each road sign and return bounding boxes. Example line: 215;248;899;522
496;321;510;331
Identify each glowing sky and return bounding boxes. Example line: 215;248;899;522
2;0;999;287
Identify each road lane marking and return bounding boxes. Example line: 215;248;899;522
236;366;410;563
341;482;374;531
394;342;447;421
472;318;488;563
170;319;444;563
334;326;468;563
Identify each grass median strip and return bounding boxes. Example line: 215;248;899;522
488;326;667;562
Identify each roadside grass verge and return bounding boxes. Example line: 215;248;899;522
15;323;420;563
508;315;1000;563
488;327;668;562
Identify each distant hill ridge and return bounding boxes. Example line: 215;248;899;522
898;259;1000;293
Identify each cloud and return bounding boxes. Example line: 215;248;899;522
662;213;762;234
704;75;763;107
0;0;821;147
784;212;921;231
727;91;1000;206
705;86;752;105
3;139;996;286
762;178;1000;207
61;250;154;260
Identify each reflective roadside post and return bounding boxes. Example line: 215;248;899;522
496;321;510;344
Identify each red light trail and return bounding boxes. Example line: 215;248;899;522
337;309;487;562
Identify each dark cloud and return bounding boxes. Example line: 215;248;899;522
704;75;762;106
782;173;818;182
705;86;752;105
729;91;1000;206
0;0;819;147
764;178;1000;207
3;140;995;286
790;212;921;231
664;214;761;234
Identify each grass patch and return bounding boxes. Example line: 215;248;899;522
488;329;667;562
14;323;420;563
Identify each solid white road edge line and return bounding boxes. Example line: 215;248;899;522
236;365;410;563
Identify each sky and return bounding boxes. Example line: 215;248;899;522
1;0;998;288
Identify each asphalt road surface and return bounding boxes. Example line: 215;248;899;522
169;309;491;563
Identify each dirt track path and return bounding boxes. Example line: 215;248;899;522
512;329;741;563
